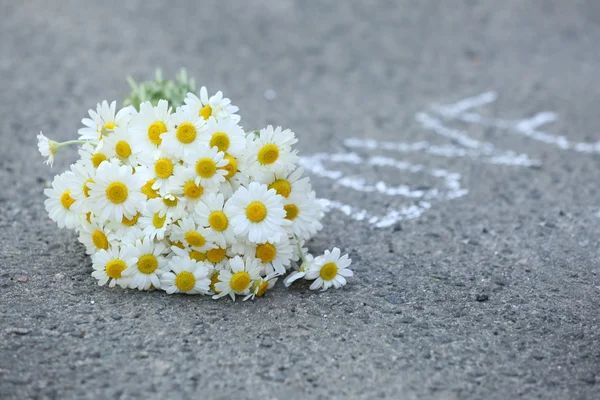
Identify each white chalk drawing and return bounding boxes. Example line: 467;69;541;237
301;91;588;227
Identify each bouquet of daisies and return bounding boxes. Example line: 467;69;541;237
38;83;353;300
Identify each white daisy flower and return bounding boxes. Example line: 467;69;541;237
68;161;96;213
78;217;117;255
170;245;211;264
217;153;249;199
134;165;161;200
168;165;216;211
225;182;289;244
128;100;173;157
283;253;315;287
78;100;133;142
244;273;279;301
183;87;240;123
201;118;246;157
87;162;145;222
305;248;353;291
107;211;144;241
122;239;169;291
91;245;136;288
182;146;228;189
146;194;186;220
78;142;111;170
44;171;80;229
161;107;206;158
194;193;237;247
233;236;294;275
213;256;261;301
138;199;174;241
37;132;59;167
262;167;311;199
160;256;211;295
101;125;150;167
169;218;215;252
283;190;323;241
204;246;231;267
149;155;179;195
241;126;299;181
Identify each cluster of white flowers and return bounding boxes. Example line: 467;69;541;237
38;88;353;300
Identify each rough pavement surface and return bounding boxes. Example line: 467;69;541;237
2;1;600;399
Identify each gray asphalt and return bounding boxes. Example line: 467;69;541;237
2;1;600;399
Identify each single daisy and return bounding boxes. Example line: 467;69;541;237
241;125;299;181
149;155;179;195
200;118;246;157
282;190;323;241
233;236;295;275
194;193;237;247
68;160;96;213
305;248;353;291
134;165;161;200
78;217;117;255
138;199;174;241
91;245;136;288
128;99;173;157
283;253;314;287
78;142;112;170
213;256;261;301
170;244;210;264
169;218;215;252
244;273;279;301
160;256;211;295
161;106;206;159
217;153;249;198
44;171;81;230
168;165;215;211
78;100;133;142
87;162;145;223
122;238;169;291
204;245;231;267
146;194;186;220
182;146;228;189
107;211;144;241
101;125;150;167
262;167;311;198
183;86;240;123
224;182;289;244
37;132;59;167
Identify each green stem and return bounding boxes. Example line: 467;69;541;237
57;139;87;148
295;236;308;264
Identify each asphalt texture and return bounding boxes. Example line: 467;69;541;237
2;1;600;399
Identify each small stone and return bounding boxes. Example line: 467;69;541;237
400;316;415;324
476;294;489;302
53;273;66;280
6;327;30;335
17;276;28;283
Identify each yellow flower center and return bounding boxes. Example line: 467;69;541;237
208;211;228;231
154;158;174;179
105;259;126;279
138;254;159;274
210;272;220;293
230;271;251;292
320;262;338;281
257;144;279;165
104;122;116;130
268;179;291;198
246;201;267;223
175;271;196;292
199;105;212;120
152;213;166;228
115;140;132;159
195;158;216;178
121;212;140;227
91;153;107;168
176;122;197;144
183;181;203;199
185;231;206;247
105;182;129;204
83;179;94;198
171;241;185;249
142;179;160;199
256;280;269;297
220;154;237;179
92;230;109;250
60;190;76;210
163;196;178;208
85;212;93;224
284;204;299;220
209;132;230;152
148;121;167;145
190;251;206;262
206;247;226;263
255;243;276;263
